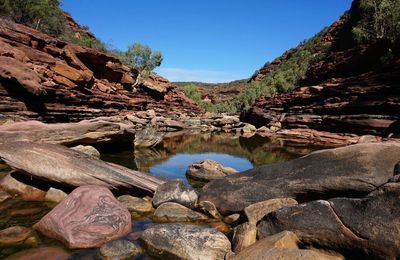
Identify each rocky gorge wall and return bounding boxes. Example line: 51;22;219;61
242;61;400;136
0;19;202;123
242;0;400;137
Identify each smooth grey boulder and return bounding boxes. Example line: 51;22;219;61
141;223;232;260
258;183;400;259
200;143;400;215
153;180;198;209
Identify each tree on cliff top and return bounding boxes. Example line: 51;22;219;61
0;0;66;36
117;43;163;87
353;0;400;45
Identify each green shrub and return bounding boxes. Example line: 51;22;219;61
352;0;400;45
0;0;66;36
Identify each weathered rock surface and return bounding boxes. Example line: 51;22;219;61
244;3;400;138
153;202;208;223
0;226;38;247
71;145;100;158
98;239;142;260
117;195;153;216
186;159;238;182
0;172;46;201
44;187;67;203
198;200;222;219
200;143;400;215
0;20;201;123
243;70;400;137
34;185;131;249
0;118;135;146
0;142;165;195
258;183;400;259
231;231;343;260
141;223;232;260
231;222;257;253
134;126;164;148
0;188;11;203
244;198;298;225
153;180;198;209
4;246;70;260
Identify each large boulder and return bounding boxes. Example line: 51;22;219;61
186;159;238;182
200;143;400;215
0;119;135;146
152;180;198;209
141;223;232;259
257;183;400;259
33;185;131;249
0;142;165;195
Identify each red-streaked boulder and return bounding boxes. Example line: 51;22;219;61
34;185;131;249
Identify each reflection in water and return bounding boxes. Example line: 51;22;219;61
101;131;321;184
0;132;323;259
150;153;253;185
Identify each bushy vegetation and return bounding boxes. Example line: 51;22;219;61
353;0;400;46
182;84;236;113
231;27;330;111
0;0;162;77
0;0;109;52
0;0;66;36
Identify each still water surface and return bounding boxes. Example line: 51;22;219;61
0;132;322;259
101;131;318;185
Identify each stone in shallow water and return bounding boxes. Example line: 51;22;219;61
0;226;38;247
98;239;142;260
33;185;131;249
4;246;70;260
152;180;198;209
117;195;153;216
186;159;238;182
141;223;232;260
153;202;208;223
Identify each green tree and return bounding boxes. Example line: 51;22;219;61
0;0;66;36
353;0;400;44
121;43;163;86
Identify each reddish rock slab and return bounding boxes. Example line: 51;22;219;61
34;185;131;249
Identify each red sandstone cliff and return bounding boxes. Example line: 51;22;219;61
0;19;201;123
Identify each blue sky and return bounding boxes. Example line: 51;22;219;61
62;1;352;83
